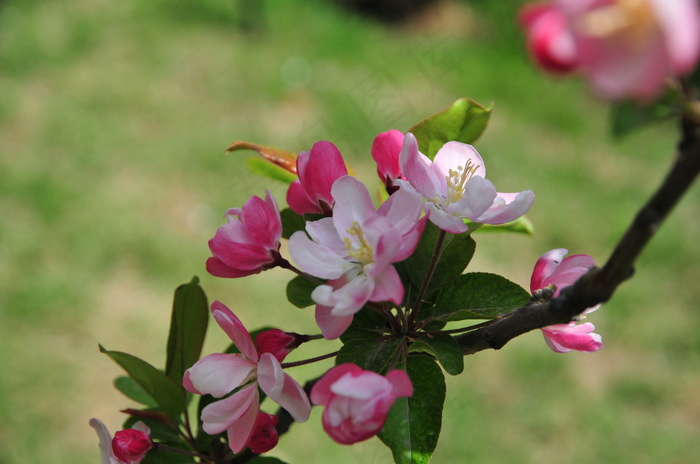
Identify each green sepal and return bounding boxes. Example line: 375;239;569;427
409;333;464;375
286;275;317;308
100;345;187;424
336;338;404;375
426;272;530;322
114;375;158;408
165;277;209;387
378;356;446;464
408;98;492;159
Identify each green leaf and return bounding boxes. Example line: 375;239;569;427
141;444;195;464
409;334;464;375
610;92;679;137
100;345;187;423
339;307;391;343
286;275;318;308
165;277;209;387
245;157;297;184
280;208;306;240
427;272;530;322
336;338;404;374
403;222;476;302
471;215;535;236
378;356;446;464
114;376;157;407
408;98;492;159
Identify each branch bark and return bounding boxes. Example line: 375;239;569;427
456;104;700;355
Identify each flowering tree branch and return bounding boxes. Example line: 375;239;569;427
457;104;700;355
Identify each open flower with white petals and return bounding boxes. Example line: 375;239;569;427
289;175;426;339
183;301;310;453
398;133;535;234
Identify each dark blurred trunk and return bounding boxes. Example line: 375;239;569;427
332;0;440;23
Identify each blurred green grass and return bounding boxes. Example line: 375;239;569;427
1;0;699;463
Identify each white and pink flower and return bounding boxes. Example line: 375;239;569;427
183;301;310;453
310;364;413;445
289;175;427;339
530;248;603;353
286;141;348;216
206;191;283;278
520;0;700;101
398;133;534;234
89;418;152;464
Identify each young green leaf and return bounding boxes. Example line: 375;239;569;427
100;345;187;423
225;140;298;174
114;375;158;408
340;307;392;343
408;98;493;159
165;277;209;387
245;157;297;184
409;334;464;375
378;356;446;464
470;215;535;236
426;272;530;322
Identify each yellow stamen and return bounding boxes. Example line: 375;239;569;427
344;221;374;265
444;160;480;205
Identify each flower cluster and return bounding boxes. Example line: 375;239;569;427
520;0;700;101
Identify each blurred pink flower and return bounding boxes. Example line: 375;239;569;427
89;419;151;464
286;141;348;215
530;248;603;353
289;175;426;339
398;133;534;234
371;129;405;191
520;0;700;101
310;364;413;445
183;301;310;453
206;191;283;278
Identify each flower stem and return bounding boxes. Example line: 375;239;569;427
281;350;338;368
408;228;447;326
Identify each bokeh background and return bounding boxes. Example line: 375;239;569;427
1;0;699;463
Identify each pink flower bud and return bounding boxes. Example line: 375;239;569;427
248;412;280;453
371;129;405;191
112;429;152;463
255;329;295;362
310;364;413;445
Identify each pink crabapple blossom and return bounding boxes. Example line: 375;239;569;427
289;175;427;339
286;140;348;216
206;190;283;278
310;363;413;445
530;248;603;353
248;412;280;454
255;329;296;362
183;301;310;453
397;132;535;234
519;0;700;102
89;418;152;464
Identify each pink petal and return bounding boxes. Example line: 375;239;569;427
315;304;355;340
372;129;404;181
206;257;260;278
452;175;497;219
241;194;281;249
331;176;378;233
305;217;345;250
400;133;443;200
299;141;348;207
313;274;374;316
211;301;258;362
377;185;425;236
88;418;113;464
257;352;285;400
473;189;535;225
369;264;403;306
432;142;486;180
530;248;568;292
541;322;603;353
288;231;347;279
310;364;364;405
185;353;256;398
423;203;469;234
386;370;413;398
202;384;259;435
286;179;321;215
330;371;390;400
226;390;260;454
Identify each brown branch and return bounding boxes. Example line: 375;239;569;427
456;104;700;355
